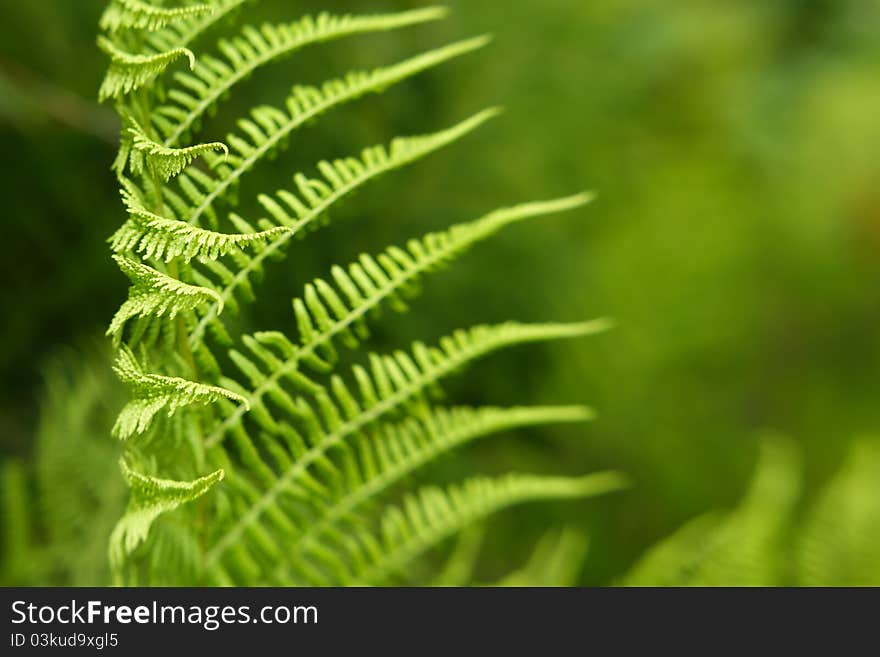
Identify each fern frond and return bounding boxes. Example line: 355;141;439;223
432;525;486;587
111;346;247;440
495;527;590;587
278;405;595;582
100;0;616;587
283;193;595;368
98;36;195;101
797;440;880;586
205;190;590;443
107;254;223;340
622;439;801;586
111;192;287;263
170;36;490;228
100;0;215;33
128;121;227;180
351;473;626;585
203;321;610;574
187;109;501;347
109;461;223;576
143;0;248;54
157;7;449;145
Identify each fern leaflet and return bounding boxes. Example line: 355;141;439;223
100;0;215;33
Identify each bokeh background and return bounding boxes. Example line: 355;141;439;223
1;0;879;585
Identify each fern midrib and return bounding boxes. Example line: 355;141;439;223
203;324;600;567
272;406;593;584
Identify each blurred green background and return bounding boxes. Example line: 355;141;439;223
1;0;879;584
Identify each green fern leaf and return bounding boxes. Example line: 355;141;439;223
622;439;801;586
797;440;880;586
128;121;227;180
278;405;595;583
109;461;224;577
111;346;247;440
143;0;248;55
205;191;593;445
203;321;610;578
169;36;490;228
432;525;486;587
494;527;591;587
352;473;626;585
110;192;287;263
156;7;449;145
98;37;195;101
100;0;215;33
99;1;618;587
107;254;223;340
187;109;501;346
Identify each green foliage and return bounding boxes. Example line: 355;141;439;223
0;348;126;586
622;439;801;586
109;461;223;579
98;37;195;101
124;119;228;181
154;7;449;145
2;0;879;588
111;346;247;440
797;440;880;586
110;188;289;263
98;2;621;586
495;527;591;587
107;254;224;340
101;0;215;34
622;437;880;586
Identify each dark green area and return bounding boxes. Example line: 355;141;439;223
1;0;878;584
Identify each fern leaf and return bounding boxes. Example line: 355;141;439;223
203;321;611;574
495;527;590;587
278;405;595;582
143;0;248;55
110;192;287;263
622;439;801;586
797;440;880;586
205;189;591;443
157;7;449;145
187;109;501;347
112;346;247;440
351;473;626;585
107;254;223;340
128;121;228;180
171;36;490;228
100;0;215;33
98;36;195;101
109;461;223;576
432;525;486;587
